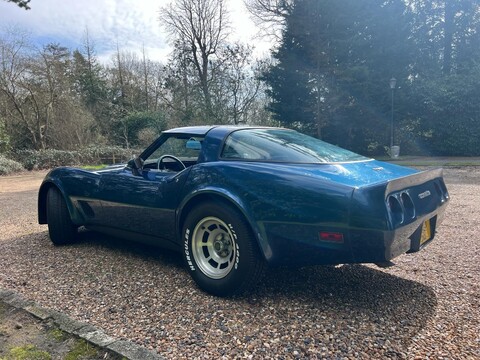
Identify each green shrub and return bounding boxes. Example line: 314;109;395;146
13;149;78;170
0;120;10;153
0;155;24;175
10;146;137;170
78;145;136;165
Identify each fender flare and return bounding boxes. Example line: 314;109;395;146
38;179;83;225
177;187;273;262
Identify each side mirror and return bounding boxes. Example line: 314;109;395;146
128;156;144;176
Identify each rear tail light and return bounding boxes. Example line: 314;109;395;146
401;192;415;219
388;180;447;228
388;195;404;225
319;232;344;243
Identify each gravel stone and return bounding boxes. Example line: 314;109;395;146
0;168;479;359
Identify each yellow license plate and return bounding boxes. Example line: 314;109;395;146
420;220;431;245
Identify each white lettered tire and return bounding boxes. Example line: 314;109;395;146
182;201;265;296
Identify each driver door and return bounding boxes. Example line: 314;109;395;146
96;134;202;244
98;167;188;243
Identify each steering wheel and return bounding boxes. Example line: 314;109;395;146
157;154;186;171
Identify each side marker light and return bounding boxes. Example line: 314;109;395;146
319;232;344;243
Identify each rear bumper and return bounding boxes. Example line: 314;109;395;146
259;198;448;266
350;201;448;263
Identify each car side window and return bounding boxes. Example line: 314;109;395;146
222;129;368;163
222;133;270;160
143;136;203;171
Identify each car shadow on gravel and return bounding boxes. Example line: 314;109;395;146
1;231;437;357
242;264;437;355
75;229;186;268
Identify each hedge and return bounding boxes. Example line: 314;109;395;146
10;146;137;170
0;155;24;175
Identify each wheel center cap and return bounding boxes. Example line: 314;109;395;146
213;235;231;257
214;241;224;252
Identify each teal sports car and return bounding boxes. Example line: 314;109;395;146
38;126;449;296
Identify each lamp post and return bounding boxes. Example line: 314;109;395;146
389;77;397;157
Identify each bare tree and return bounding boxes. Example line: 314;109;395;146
147;61;166;112
219;44;261;124
141;44;150;111
114;42;127;109
0;30;38;147
244;0;292;41
1;29;97;150
160;0;229;120
160;41;203;125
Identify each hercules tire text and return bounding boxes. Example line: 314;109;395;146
182;201;265;296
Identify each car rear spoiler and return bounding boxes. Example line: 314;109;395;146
385;168;444;196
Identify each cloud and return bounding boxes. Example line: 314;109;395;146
1;0;169;62
0;0;273;63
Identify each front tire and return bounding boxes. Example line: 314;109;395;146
182;202;265;296
46;187;77;245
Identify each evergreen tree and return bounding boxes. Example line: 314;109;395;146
263;0;413;153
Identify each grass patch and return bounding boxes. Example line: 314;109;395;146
80;164;108;171
389;161;480;167
48;328;65;342
378;156;480;167
64;339;98;360
377;156;419;161
433;162;480;167
2;345;51;360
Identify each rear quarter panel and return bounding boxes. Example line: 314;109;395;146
180;162;356;265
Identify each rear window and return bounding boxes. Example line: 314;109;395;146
221;129;368;163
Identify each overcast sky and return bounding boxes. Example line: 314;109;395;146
0;0;274;63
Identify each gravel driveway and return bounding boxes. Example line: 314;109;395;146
0;168;478;359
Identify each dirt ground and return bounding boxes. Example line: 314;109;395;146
0;167;479;359
0;171;48;241
0;301;119;359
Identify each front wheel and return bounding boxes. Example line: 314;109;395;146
182;202;265;296
46;187;77;245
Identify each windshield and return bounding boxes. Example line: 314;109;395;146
221;129;369;163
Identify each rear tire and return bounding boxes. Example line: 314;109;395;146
46;187;77;245
182;201;265;296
